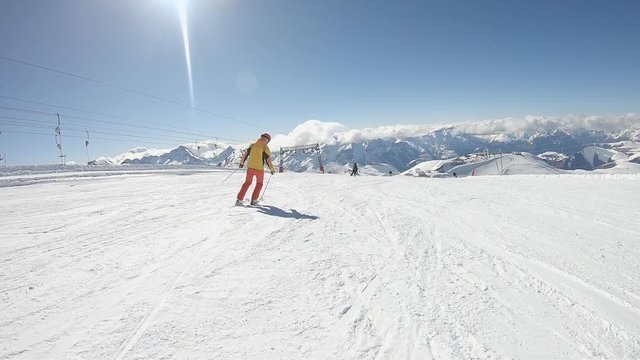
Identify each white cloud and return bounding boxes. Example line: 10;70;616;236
127;147;150;154
269;114;640;147
271;120;347;147
270;120;444;147
453;113;640;135
107;114;640;161
335;124;443;144
110;147;169;163
182;140;231;153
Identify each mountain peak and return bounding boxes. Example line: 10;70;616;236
104;125;640;173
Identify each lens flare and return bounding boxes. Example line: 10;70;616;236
176;0;195;108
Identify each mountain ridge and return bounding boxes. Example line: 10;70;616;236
97;124;640;174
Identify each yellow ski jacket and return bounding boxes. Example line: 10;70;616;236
240;138;275;172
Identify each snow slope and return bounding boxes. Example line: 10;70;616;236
1;170;640;359
459;152;563;176
580;146;628;168
402;158;457;175
594;161;640;174
404;153;564;177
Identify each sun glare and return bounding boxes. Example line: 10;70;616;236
176;0;195;108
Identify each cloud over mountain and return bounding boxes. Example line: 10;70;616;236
453;113;640;135
272;120;443;147
271;114;640;147
272;120;347;147
102;113;640;171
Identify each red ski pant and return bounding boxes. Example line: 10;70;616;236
237;168;264;201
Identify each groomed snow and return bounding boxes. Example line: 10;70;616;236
1;169;640;359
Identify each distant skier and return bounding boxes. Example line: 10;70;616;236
351;162;359;176
236;133;276;205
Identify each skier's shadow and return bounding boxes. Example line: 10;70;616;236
254;205;319;220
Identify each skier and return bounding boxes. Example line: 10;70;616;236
236;133;276;205
351;162;358;176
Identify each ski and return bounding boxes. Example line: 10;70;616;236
234;199;263;207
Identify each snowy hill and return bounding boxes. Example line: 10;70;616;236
537;151;571;168
404;152;563;177
94;140;235;166
594;161;640;174
98;119;640;175
120;146;205;165
92;146;170;165
575;146;627;169
2;169;640;358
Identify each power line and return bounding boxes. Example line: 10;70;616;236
0;120;201;144
0;116;213;143
1;106;283;147
0;95;244;139
0;55;276;132
0;105;249;143
0;129;181;147
0;105;238;141
0;114;243;145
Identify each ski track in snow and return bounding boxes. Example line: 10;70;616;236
1;169;639;359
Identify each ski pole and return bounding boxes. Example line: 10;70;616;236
221;167;242;183
260;173;273;200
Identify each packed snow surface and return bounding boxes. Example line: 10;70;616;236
1;169;640;359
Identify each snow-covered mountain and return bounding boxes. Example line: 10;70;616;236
120;146;205;165
100;119;640;174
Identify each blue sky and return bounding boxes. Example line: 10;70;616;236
1;0;639;165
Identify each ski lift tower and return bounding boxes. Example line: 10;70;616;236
55;114;66;165
85;130;91;164
0;130;4;166
279;143;324;173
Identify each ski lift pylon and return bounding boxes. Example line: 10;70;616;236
278;143;324;173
